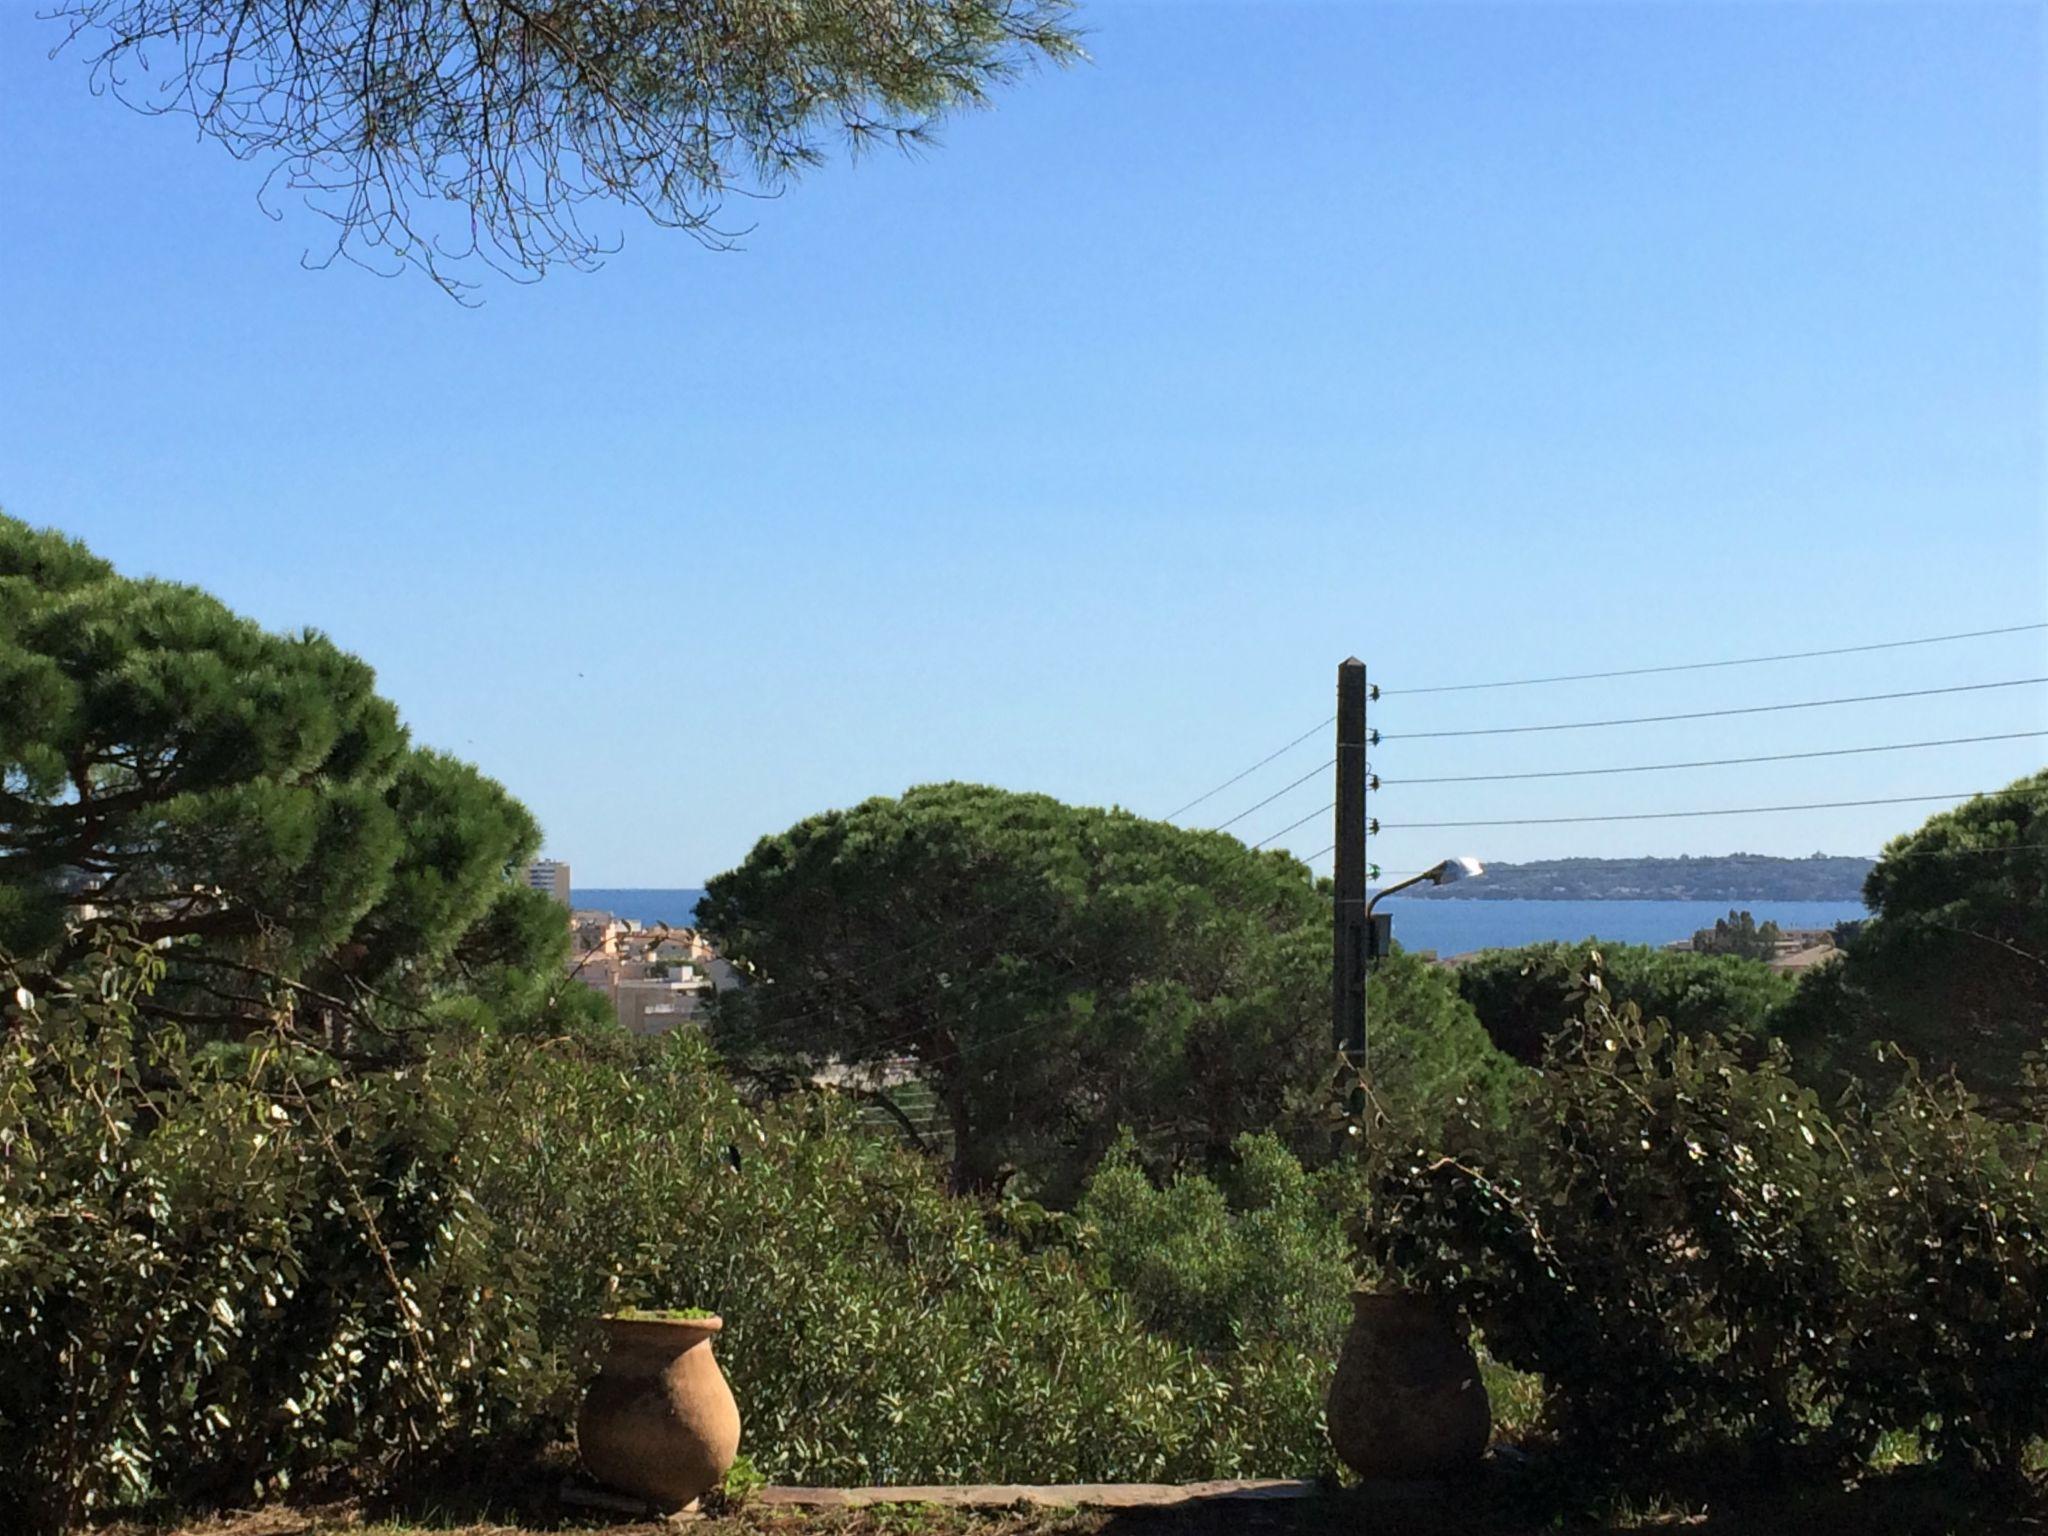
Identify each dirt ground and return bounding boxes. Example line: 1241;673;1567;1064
118;1469;2048;1536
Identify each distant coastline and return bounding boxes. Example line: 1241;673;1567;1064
1399;854;1874;902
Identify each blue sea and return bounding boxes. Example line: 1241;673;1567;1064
1375;897;1868;956
574;889;1867;957
574;888;709;928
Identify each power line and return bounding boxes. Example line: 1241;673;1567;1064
1254;802;1333;849
1163;715;1333;820
1381;730;2048;786
1384;622;2048;697
1381;677;2048;742
1379;790;1998;831
1300;841;2047;870
1212;759;1334;832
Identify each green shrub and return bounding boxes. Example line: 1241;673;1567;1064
1074;1132;1353;1360
1368;952;2048;1487
1830;1052;2048;1476
1067;1132;1357;1464
0;941;1339;1532
0;943;558;1533
1453;940;1793;1065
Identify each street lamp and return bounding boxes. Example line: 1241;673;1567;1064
1344;857;1485;1113
1366;856;1485;915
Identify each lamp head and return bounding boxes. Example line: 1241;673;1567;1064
1429;856;1485;886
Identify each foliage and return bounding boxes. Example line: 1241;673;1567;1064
1075;1132;1354;1360
699;782;1518;1198
0;939;552;1534
1059;1132;1363;1469
1368;951;2048;1487
1365;946;1523;1131
0;940;1339;1533
1831;1051;2048;1476
1775;773;2048;1109
610;1307;717;1321
51;0;1080;297
1690;909;1785;962
709;1451;767;1513
0;515;567;1052
1453;939;1794;1064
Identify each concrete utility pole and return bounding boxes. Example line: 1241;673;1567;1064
1332;659;1370;1114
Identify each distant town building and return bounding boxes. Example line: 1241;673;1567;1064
563;909;728;1033
517;859;572;905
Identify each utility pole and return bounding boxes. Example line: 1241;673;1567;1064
1332;659;1370;1123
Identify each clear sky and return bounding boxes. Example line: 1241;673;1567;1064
2;1;2043;886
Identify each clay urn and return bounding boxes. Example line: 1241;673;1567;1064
577;1312;741;1512
1325;1290;1489;1479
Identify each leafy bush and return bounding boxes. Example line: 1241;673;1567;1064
0;943;557;1533
1368;952;2048;1487
0;941;1339;1533
1830;1051;2048;1475
1453;940;1794;1064
1066;1132;1356;1462
1075;1132;1353;1360
1371;981;1855;1476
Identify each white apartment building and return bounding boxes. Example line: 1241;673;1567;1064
517;859;573;906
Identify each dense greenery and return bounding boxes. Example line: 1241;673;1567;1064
1690;909;1785;961
1403;853;1873;902
6;526;2045;1532
1371;952;2048;1486
0;515;580;1054
0;938;1339;1533
699;783;1518;1197
1775;772;2048;1109
1453;939;1795;1064
1075;1133;1355;1362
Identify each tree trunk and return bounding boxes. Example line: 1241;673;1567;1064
944;1067;976;1195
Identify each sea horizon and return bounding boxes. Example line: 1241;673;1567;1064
573;888;1869;956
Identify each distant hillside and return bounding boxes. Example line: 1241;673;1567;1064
1399;854;1874;902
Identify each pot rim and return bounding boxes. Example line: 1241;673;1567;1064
599;1312;724;1338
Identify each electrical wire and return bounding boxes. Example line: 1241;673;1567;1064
1163;715;1334;820
1212;759;1334;832
1380;730;2048;785
1302;842;2048;870
1379;790;2001;831
1380;677;2047;742
1383;622;2048;697
1254;802;1334;849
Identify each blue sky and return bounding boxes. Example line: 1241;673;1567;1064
2;1;2042;885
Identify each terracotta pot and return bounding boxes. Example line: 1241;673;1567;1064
1325;1290;1489;1479
576;1314;741;1512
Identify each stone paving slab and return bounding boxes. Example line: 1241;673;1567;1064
757;1480;1322;1510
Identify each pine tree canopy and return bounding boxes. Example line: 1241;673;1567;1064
1775;771;2048;1109
0;513;564;1045
698;781;1519;1199
48;0;1080;295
